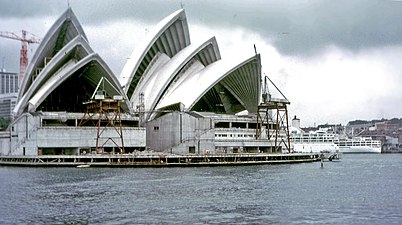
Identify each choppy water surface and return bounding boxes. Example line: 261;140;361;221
1;154;401;224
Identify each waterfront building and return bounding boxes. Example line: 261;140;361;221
0;8;286;156
147;111;281;155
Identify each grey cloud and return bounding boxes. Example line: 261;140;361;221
1;0;402;55
75;0;402;55
0;0;63;18
183;0;402;55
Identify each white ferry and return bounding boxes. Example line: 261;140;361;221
334;137;381;153
290;129;339;153
291;131;381;154
290;116;382;153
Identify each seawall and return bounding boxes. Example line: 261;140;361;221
0;153;319;167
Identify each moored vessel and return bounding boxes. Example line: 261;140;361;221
290;129;339;153
290;116;381;153
334;137;381;153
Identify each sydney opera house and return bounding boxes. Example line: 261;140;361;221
0;8;289;156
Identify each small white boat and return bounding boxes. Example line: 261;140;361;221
319;150;341;161
76;164;90;168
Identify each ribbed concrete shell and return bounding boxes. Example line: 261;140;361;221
119;9;191;100
131;37;221;116
14;35;93;116
18;8;88;101
13;8;261;119
27;53;131;113
14;8;130;117
156;54;261;115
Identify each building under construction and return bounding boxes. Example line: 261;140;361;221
0;8;293;157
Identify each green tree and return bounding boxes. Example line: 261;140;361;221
0;117;10;131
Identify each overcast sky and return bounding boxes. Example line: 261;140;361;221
1;0;402;126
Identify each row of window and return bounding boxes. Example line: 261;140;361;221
215;134;255;138
336;142;381;147
292;138;334;142
0;74;19;94
0;99;17;118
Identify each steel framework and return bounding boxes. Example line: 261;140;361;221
255;101;291;153
255;74;291;153
79;99;125;153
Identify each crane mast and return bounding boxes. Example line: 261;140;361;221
0;30;40;85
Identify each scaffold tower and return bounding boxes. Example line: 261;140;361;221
79;77;125;153
256;76;291;153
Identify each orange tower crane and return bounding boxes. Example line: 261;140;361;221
0;30;40;84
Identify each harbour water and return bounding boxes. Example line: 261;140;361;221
0;154;401;224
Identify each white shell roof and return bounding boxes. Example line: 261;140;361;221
27;53;131;113
156;54;261;114
14;8;130;117
14;35;93;116
13;8;266;119
131;36;221;113
119;9;190;99
18;7;88;101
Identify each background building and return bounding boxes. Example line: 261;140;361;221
0;70;18;120
0;70;18;95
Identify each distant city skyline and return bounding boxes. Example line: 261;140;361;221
1;0;401;126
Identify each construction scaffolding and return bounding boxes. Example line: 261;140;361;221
256;100;291;153
256;76;291;153
79;77;125;153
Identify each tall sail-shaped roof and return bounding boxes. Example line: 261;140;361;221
131;37;221;116
14;35;93;116
18;8;88;100
156;54;261;115
119;9;191;100
14;8;131;117
27;53;131;113
12;7;268;120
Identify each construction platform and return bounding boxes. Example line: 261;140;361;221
0;153;319;167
